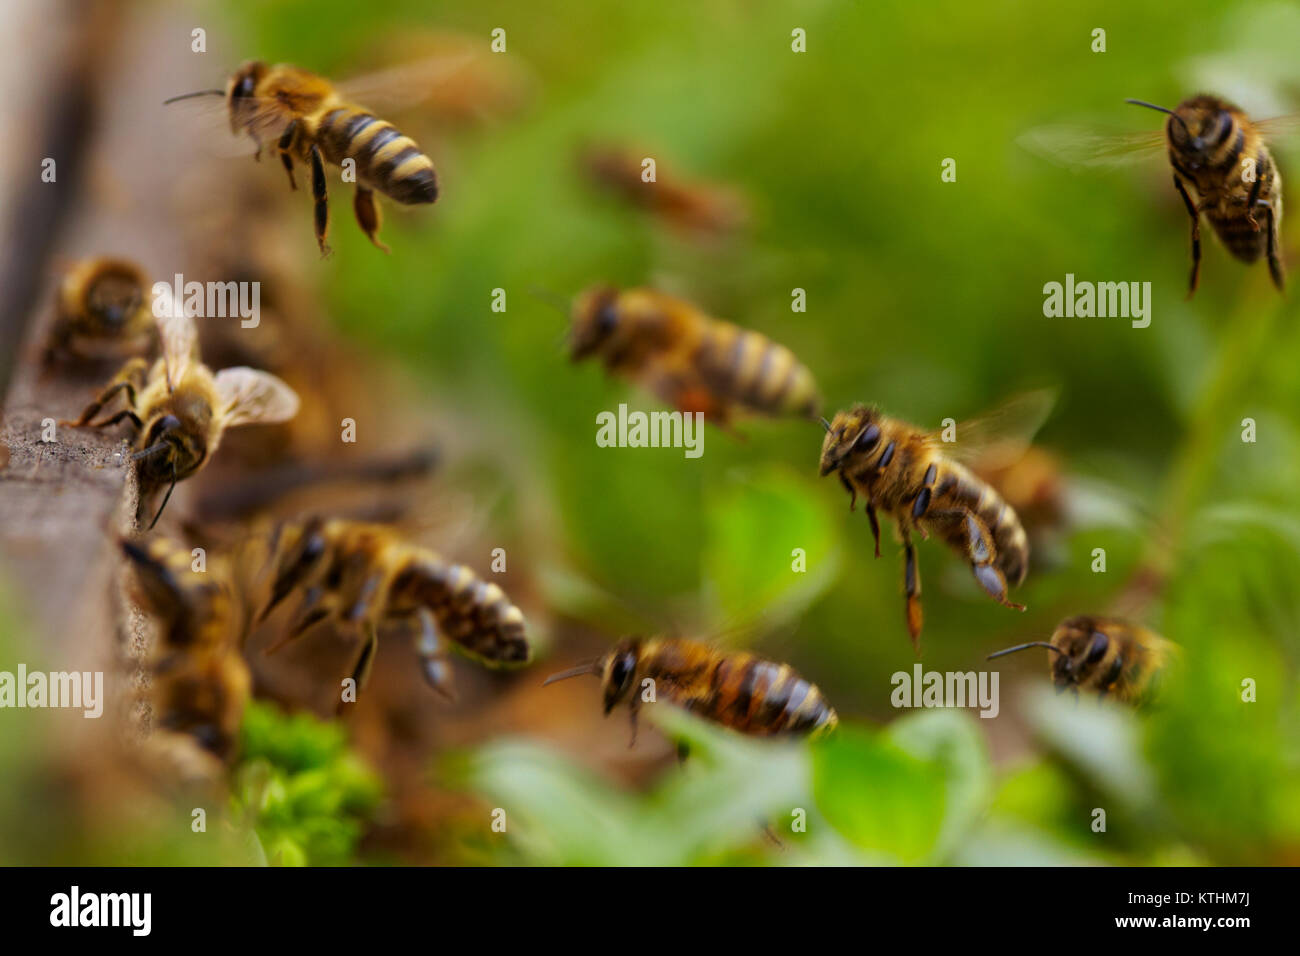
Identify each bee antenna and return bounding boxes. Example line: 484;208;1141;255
163;89;225;105
542;660;601;686
987;641;1063;661
819;416;833;433
1125;98;1190;135
131;441;170;462
147;462;178;531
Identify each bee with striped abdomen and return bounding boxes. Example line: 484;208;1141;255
165;60;445;255
122;536;251;764
544;637;837;744
988;615;1173;705
570;285;820;427
258;518;530;702
45;257;154;364
62;306;300;529
819;393;1052;647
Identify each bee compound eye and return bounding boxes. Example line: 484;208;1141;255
595;302;618;334
854;423;881;453
1085;632;1109;664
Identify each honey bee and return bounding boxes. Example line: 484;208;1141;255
122;536;251;762
62;307;301;529
987;615;1173;705
258;518;531;701
45;257;154;364
819;392;1053;647
580;145;749;237
544;637;837;743
165;59;447;255
1021;95;1297;296
570;286;820;426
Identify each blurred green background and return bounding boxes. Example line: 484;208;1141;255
5;0;1300;865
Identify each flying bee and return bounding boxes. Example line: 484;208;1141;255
62;307;301;529
165;58;454;255
579;145;749;237
544;637;837;744
122;537;251;762
45;257;154;364
987;615;1174;705
569;285;820;427
1020;95;1300;296
257;518;530;702
819;392;1054;647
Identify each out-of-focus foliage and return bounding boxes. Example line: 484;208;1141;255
231;702;383;866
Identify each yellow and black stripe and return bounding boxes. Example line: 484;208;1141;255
318;107;439;205
694;322;820;419
390;558;530;665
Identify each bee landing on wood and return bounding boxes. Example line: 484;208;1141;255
258;518;531;705
165;59;454;255
819;392;1053;648
62;306;300;529
988;615;1173;706
544;636;837;746
569;285;821;429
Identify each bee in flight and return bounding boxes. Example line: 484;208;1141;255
45;257;154;364
568;285;820;428
987;615;1173;705
257;518;530;704
1021;94;1295;296
165;59;448;255
122;536;251;769
819;392;1053;647
579;144;749;237
62;305;300;529
544;636;837;744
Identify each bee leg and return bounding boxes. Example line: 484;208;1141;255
341;569;384;624
1173;175;1201;298
353;186;390;253
837;470;857;511
866;503;881;558
337;627;379;713
60;357;147;426
962;512;1025;611
309;143;332;258
1262;202;1285;291
277;120;298;191
1246;169;1264;230
413;607;455;701
94;410;143;430
901;527;923;648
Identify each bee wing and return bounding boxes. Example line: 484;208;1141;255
1255;112;1300;143
212;367;301;428
335;53;481;116
155;307;198;392
926;388;1058;467
1017;123;1166;170
161;94;296;158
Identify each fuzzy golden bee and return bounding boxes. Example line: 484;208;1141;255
988;615;1173;705
570;286;820;427
819;394;1052;646
122;536;251;762
62;307;300;528
580;145;749;237
544;637;837;743
258;518;530;700
45;257;154;364
166;60;443;255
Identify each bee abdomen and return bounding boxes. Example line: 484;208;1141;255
393;559;528;664
700;656;836;736
319;108;439;205
932;468;1029;584
695;324;819;418
1207;211;1268;263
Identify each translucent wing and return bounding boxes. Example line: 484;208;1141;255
213;368;301;428
1017;123;1165;171
1254;112;1300;143
336;52;480;116
160;93;297;159
926;388;1058;466
155;306;197;392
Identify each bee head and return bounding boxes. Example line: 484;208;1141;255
84;261;144;331
226;61;268;130
818;405;882;477
569;285;621;361
1127;96;1237;169
600;639;641;715
1047;616;1116;691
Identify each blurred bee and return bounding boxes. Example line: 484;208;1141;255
544;637;837;743
570;285;820;426
122;537;251;763
1021;95;1298;296
987;615;1173;705
165;59;451;255
62;307;301;529
258;518;531;701
45;257;154;364
580;145;749;237
819;392;1054;647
